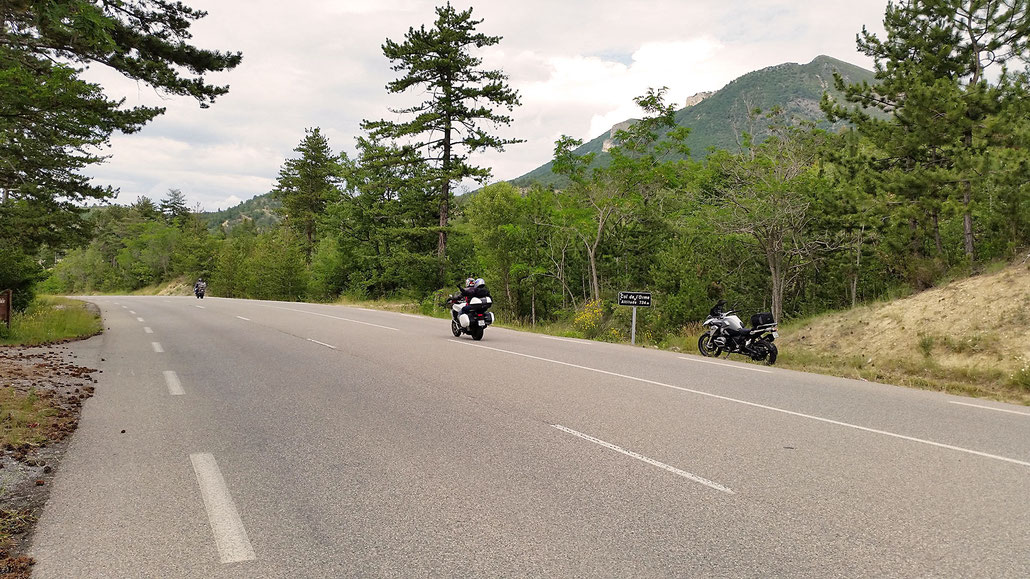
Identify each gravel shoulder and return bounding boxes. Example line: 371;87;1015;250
0;337;102;578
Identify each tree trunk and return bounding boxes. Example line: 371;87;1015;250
851;224;863;309
931;210;943;256
962;182;975;259
586;244;600;301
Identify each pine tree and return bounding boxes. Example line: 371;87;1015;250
362;3;521;268
825;0;1030;262
271;128;343;261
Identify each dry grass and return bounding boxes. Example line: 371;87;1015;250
777;261;1030;405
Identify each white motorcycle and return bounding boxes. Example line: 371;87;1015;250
444;290;494;340
698;303;778;365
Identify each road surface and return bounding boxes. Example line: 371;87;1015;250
29;296;1030;577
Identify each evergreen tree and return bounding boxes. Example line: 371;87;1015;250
825;0;1030;262
271;128;343;261
362;2;521;267
1;0;241;260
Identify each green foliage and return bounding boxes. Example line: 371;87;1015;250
272;128;344;260
362;2;521;262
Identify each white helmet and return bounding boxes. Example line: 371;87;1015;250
474;278;485;287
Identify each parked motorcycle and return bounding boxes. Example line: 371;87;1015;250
443;288;494;340
698;305;778;365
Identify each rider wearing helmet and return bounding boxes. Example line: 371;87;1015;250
458;277;491;314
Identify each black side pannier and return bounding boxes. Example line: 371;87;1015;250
751;312;775;327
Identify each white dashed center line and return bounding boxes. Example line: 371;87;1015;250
163;371;184;395
307;338;337;350
144;327;153;334
189;453;256;564
236;316;250;321
552;424;734;494
151;342;164;353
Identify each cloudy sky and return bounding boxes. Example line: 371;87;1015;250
82;0;889;211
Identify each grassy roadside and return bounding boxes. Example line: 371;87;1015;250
0;296;103;346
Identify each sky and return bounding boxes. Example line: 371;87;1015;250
81;0;890;212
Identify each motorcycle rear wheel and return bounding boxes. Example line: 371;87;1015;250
698;333;721;357
470;326;484;341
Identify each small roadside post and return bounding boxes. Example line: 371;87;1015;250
0;289;11;330
617;291;652;345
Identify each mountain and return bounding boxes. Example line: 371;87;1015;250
510;55;877;188
201;192;281;232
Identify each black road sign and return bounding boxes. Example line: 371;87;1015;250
618;291;651;307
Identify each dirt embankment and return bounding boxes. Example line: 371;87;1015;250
780;261;1030;403
0;346;99;577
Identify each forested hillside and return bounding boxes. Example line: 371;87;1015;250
7;3;1030;377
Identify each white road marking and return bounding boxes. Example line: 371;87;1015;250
678;356;772;374
260;304;399;331
151;342;164;353
136;317;145;322
454;342;1030;469
236;316;250;321
552;424;735;494
144;327;154;334
399;313;420;319
307;338;337;350
121;306;127;309
196;305;206;309
163;370;185;396
129;310;136;314
949;401;1030;417
189;453;256;564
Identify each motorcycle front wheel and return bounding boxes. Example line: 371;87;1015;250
698;333;721;357
450;320;462;337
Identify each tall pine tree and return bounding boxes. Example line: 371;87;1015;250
362;3;521;270
271;128;344;261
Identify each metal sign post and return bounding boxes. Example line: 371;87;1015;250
0;289;11;330
617;291;652;345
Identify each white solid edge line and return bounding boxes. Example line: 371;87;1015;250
949;401;1030;417
260;304;399;331
678;356;772;374
151;342;164;353
552;424;734;494
236;316;250;321
144;327;153;334
453;341;1030;469
189;453;256;564
540;335;593;345
307;338;337;350
163;370;185;396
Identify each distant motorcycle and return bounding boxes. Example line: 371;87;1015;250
698;306;778;365
443;288;494;340
194;282;206;299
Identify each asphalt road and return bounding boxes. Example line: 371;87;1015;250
29;296;1030;577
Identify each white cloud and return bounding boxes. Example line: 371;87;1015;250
77;0;890;210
